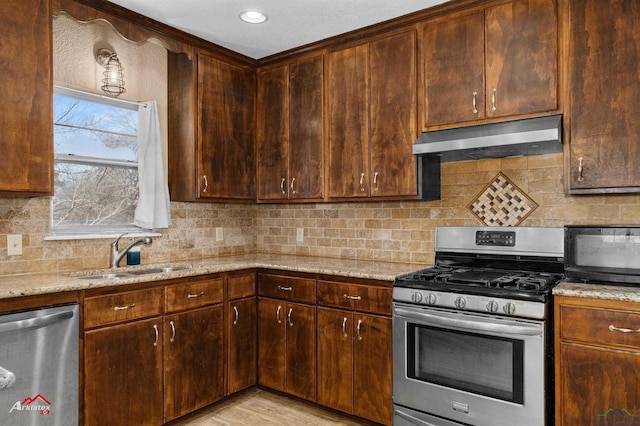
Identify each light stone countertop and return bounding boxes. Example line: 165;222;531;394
553;281;640;303
0;253;430;300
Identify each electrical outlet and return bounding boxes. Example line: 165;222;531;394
296;228;304;243
7;234;22;256
216;227;224;242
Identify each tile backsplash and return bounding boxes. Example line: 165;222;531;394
2;153;639;275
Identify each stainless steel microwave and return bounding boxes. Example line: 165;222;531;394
565;225;640;285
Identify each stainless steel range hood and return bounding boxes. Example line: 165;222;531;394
413;114;562;162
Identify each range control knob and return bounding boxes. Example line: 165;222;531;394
486;300;500;313
454;297;466;309
411;292;423;303
426;293;437;305
503;302;516;315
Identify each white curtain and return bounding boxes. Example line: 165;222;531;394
134;101;171;229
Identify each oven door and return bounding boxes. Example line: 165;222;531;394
393;302;547;426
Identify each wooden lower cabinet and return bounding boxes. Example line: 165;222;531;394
317;308;393;425
228;297;257;394
257;297;316;401
84;317;164;426
84;277;226;425
163;305;224;422
555;296;640;425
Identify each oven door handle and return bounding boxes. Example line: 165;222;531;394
395;409;441;426
393;307;543;336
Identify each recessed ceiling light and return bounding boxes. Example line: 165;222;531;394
239;10;268;24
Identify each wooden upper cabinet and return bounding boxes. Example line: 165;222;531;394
369;31;418;198
566;0;640;193
423;10;485;126
327;44;369;199
256;53;325;202
198;53;256;200
168;52;255;202
328;29;418;199
0;0;53;195
422;0;558;129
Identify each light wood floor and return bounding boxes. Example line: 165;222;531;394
170;389;367;426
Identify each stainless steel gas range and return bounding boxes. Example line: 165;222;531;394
392;226;564;426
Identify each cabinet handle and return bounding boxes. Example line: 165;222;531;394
342;317;348;338
169;320;176;343
577;157;585;182
356;319;363;341
290;177;296;195
280;177;286;195
609;324;640;333
472;91;478;114
491;88;497;112
114;303;136;311
276;305;282;324
373;172;379;192
343;294;362;301
187;291;205;299
202;175;208;194
287;308;294;327
153;324;159;347
278;286;292;292
359;172;366;192
233;306;239;325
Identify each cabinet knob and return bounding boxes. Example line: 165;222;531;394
202;175;208;194
472;91;479;114
373;172;379;192
359;172;366;192
280;177;286;195
290;177;296;195
233;306;239;325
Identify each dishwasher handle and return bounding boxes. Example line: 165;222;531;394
0;310;75;334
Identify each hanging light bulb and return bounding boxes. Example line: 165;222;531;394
95;48;126;97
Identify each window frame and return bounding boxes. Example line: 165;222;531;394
49;86;150;240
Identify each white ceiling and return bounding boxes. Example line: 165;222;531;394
106;0;449;59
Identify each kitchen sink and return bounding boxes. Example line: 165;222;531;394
77;273;133;280
126;266;191;275
73;265;192;280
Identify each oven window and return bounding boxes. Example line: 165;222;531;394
407;324;524;404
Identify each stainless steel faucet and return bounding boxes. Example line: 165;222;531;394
109;234;152;268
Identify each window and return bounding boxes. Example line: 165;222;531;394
52;86;141;236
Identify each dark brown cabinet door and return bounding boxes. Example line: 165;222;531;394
258;298;286;391
164;305;224;422
257;65;289;200
353;314;393;425
228;297;257;394
485;0;558;119
285;302;316;401
317;308;354;414
288;54;325;200
327;44;370;198
567;0;640;192
423;0;557;128
369;30;418;198
0;0;52;195
423;10;485;127
559;343;640;425
84;318;163;426
198;54;255;200
257;54;325;202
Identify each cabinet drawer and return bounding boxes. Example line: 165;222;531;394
165;278;223;313
317;281;392;315
560;304;640;349
84;288;162;328
258;274;316;303
228;272;256;300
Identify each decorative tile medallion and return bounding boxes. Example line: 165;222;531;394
468;172;538;227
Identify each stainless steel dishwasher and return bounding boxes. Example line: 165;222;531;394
0;304;79;425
